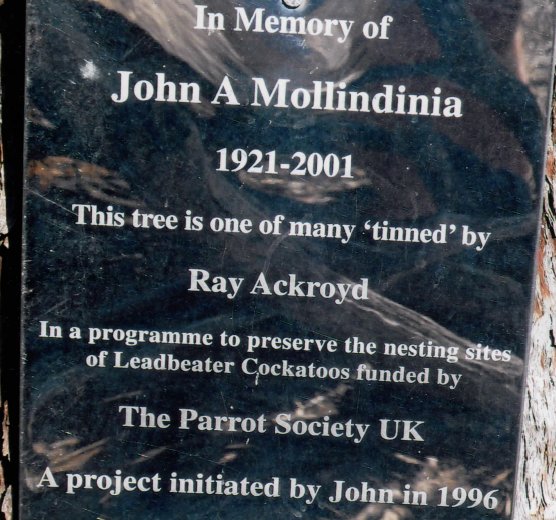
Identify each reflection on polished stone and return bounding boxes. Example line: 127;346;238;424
21;0;555;518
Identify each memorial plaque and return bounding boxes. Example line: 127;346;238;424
21;1;555;518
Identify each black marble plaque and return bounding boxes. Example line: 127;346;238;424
21;1;555;518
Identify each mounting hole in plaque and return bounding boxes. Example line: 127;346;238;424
282;0;304;9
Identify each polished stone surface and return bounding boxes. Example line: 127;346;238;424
21;1;554;518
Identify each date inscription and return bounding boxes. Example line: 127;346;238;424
216;148;353;178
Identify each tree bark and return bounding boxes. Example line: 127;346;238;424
515;90;556;519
